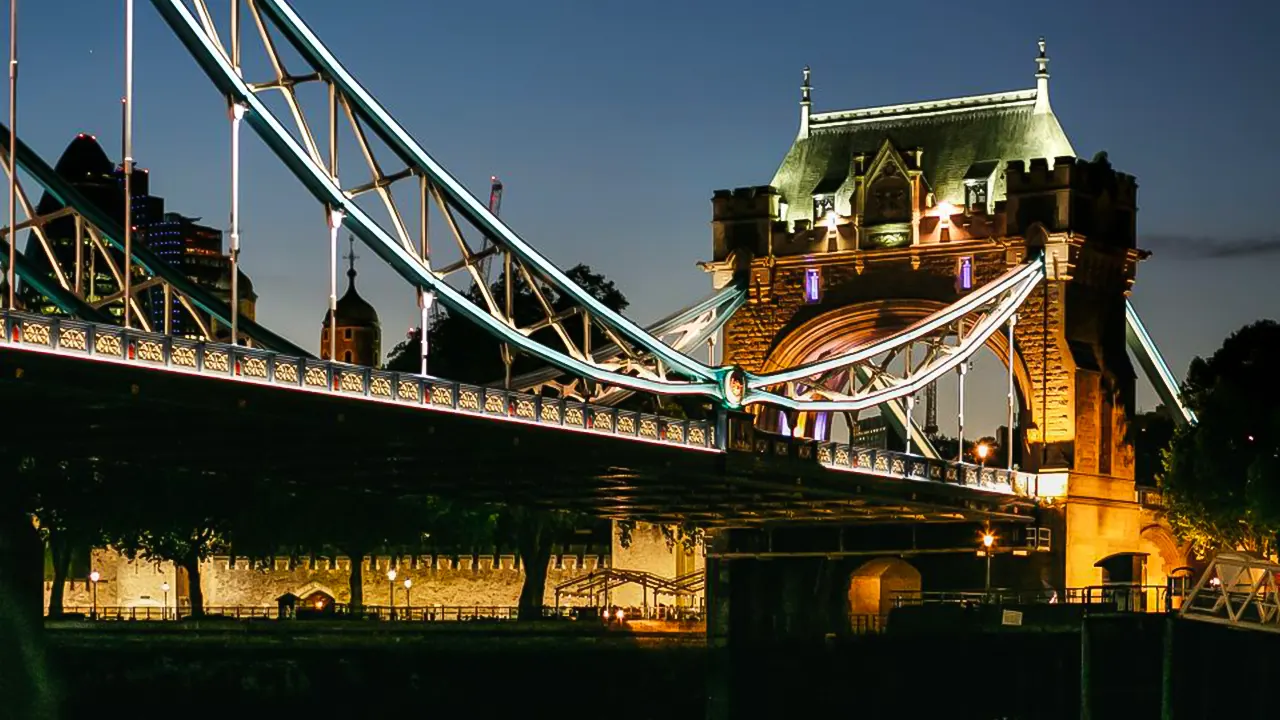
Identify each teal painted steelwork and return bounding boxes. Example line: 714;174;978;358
744;260;1044;412
1126;301;1196;426
0;123;310;357
509;281;748;395
0;231;111;324
151;0;722;399
253;0;717;384
748;259;1045;388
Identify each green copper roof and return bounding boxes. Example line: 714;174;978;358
771;88;1075;223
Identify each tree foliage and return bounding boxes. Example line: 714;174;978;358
386;265;650;618
1161;321;1280;558
615;519;704;556
106;470;240;617
386;264;628;381
29;459;108;617
231;480;496;614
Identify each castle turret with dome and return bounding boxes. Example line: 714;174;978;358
321;238;381;366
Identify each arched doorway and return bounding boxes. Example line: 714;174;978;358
847;557;920;631
1139;524;1187;585
293;582;338;615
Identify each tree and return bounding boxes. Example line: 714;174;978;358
107;470;238;618
1132;409;1176;487
1161;321;1280;558
616;519;704;556
31;458;107;617
231;481;495;615
386;265;638;619
386;264;629;382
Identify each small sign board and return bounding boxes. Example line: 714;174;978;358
1001;609;1024;626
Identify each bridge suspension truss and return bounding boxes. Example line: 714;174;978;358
0;128;308;355
1;0;1194;444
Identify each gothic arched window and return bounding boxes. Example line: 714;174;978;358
865;164;911;225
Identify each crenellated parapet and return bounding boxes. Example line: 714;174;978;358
710;186;781;263
1005;154;1138;250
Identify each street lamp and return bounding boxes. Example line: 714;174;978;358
403;578;413;617
161;581;170;620
387;569;397;620
89;570;101;619
975;442;991;467
981;532;996;596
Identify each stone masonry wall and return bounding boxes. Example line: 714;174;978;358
45;548;608;612
610;522;705;609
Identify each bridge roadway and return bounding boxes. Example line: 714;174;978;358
0;311;1034;526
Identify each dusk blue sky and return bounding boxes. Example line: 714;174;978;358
6;1;1278;432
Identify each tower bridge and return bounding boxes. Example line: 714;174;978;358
0;1;1198;635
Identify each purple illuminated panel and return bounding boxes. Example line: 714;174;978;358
958;256;974;291
804;267;821;303
814;412;828;441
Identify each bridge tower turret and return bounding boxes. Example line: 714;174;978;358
712;43;1172;590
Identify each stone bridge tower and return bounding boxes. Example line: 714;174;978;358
705;40;1176;590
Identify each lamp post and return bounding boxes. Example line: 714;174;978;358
89;570;100;619
981;532;996;597
386;568;397;620
975;441;991;468
161;581;170;620
403;578;413;619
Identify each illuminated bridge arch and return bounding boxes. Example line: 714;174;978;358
757;297;1035;451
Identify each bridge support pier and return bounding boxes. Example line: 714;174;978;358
705;529;845;720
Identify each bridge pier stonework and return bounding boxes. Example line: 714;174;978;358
708;54;1167;595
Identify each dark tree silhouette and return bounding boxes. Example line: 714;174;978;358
1162;321;1280;557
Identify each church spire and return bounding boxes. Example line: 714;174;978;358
344;236;359;284
1033;36;1052;115
798;66;812;140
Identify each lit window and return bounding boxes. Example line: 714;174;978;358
804;267;821;303
957;256;974;291
964;180;988;212
812;194;834;219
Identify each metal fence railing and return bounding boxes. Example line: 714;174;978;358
892;584;1186;614
51;603;706;623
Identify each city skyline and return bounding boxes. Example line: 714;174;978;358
6;0;1278;431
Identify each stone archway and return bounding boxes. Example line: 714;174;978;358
847;557;921;627
759;299;1035;445
1139;524;1188;585
293;581;340;607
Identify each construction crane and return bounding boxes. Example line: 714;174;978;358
476;175;503;284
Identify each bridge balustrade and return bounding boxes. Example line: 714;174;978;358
815;441;1021;495
0;310;714;452
5;310;1046;502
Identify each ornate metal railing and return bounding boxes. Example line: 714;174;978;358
0;309;717;453
4;309;1049;498
815;441;1027;496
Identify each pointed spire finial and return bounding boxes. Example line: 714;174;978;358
344;236;359;281
1033;36;1052;115
798;66;812;140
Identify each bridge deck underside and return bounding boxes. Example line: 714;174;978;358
0;348;1031;527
